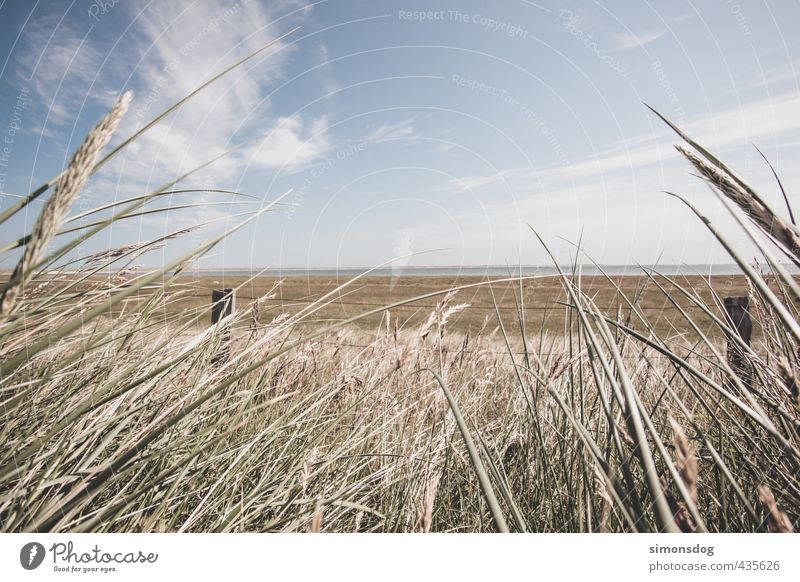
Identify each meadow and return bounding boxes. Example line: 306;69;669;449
176;272;753;337
1;45;799;533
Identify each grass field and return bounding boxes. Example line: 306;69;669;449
2;56;800;534
144;273;756;339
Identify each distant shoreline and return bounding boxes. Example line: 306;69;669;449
180;267;741;278
107;264;793;277
3;264;796;278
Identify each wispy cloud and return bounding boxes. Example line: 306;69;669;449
16;13;105;126
407;90;800;264
438;172;510;194
20;0;332;196
248;115;332;171
522;90;800;189
735;62;800;94
363;119;417;142
117;0;327;186
612;29;666;51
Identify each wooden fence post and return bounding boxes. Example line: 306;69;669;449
211;288;235;324
211;288;235;365
724;296;752;388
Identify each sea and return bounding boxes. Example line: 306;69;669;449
178;264;797;278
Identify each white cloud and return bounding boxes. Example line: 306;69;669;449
735;62;800;94
612;29;666;51
412;90;800;265
248;115;331;171
363;119;417;142
114;0;327;187
523;90;800;190
439;172;510;194
17;14;105;124
20;0;330;196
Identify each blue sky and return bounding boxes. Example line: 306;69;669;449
0;0;799;270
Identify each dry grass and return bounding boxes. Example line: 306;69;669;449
1;68;799;533
49;272;759;339
1;266;798;532
0;92;131;317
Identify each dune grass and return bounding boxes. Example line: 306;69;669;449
1;54;799;532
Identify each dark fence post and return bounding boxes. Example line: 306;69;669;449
211;288;235;325
211;288;235;365
724;296;752;388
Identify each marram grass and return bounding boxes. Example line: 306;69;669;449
1;57;799;532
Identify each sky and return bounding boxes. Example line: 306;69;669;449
0;0;799;271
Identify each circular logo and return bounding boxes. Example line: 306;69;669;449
20;542;46;570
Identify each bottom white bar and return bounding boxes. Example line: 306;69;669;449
0;533;796;581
